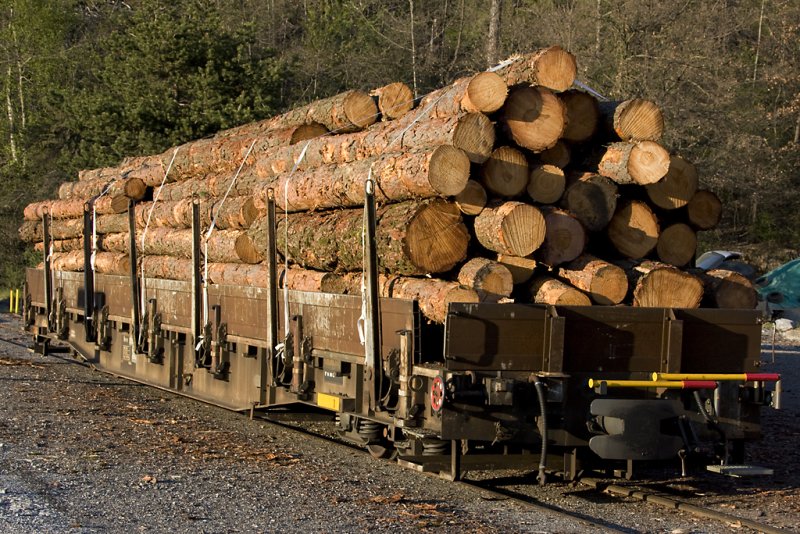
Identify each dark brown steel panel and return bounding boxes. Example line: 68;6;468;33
558;306;670;373
673;309;761;373
26;268;44;303
444;303;550;371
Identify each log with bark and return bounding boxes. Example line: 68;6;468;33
562;173;618;232
50;250;130;275
372;82;415;121
557;254;628;305
501;86;566;153
625;260;703;308
607;200;660;259
480;146;529;197
559;89;599;143
494;46;577;92
656;223;696;267
598;141;670;185
237;199;469;275
700;269;758;309
258;145;471;212
457;257;514;302
18;213;128;242
645;154;698;210
102;228;245;263
687;189;722;230
527;164;566;204
527;276;591;306
599;99;664;142
474;201;546;257
34;237;84;253
537;207;586;266
454;180;487;216
58;176;147;201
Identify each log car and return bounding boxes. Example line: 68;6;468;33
22;197;780;483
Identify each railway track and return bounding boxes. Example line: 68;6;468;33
0;313;793;533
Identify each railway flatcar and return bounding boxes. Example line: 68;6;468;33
22;189;780;482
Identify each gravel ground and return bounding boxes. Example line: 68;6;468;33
0;312;798;533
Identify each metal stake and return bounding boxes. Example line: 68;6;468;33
82;202;96;342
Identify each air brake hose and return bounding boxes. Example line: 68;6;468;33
534;380;548;485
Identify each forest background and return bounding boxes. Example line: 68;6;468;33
0;0;797;288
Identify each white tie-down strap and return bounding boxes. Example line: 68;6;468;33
572;79;610;102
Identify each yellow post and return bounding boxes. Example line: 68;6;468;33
14;289;20;314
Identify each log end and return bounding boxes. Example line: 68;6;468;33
455;180;488;216
481;146;529;197
687;189;722;230
464;71;508;113
633;267;703;308
453;112;496;164
615;98;664;142
645;154;698;210
705;269;758;309
656;223;697;267
374;82;415;120
560;89;599;143
502;86;566;152
429;145;471;196
343;90;379;129
291;122;329;145
404;200;470;274
528;164;566;204
608;201;659;259
234;234;264;264
531;46;577;92
629;141;670;185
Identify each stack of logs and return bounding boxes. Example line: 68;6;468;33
19;46;757;324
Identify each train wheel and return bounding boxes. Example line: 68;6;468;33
366;441;398;460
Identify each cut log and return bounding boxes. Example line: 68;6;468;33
460;71;508;114
239;200;469;275
557;254;627;305
496;254;537;285
102;228;245;263
372;82;415;120
501;86;566;152
455;180;488;216
142;255;195;281
18;213;128;242
260;145;471;212
24;199;86;221
560;89;599;143
627;260;703;308
255;112;495;181
562;173;618;232
527;164;566;204
457;258;514;302
50;250;130;275
645;154;698;210
687;189;722;230
58;176;147;201
538;140;570;168
474;201;546;257
599;99;664;142
133;197;260;231
701;269;758;309
537;207;586;267
480;146;529;197
656;223;696;267
34;238;84;253
269;89;378;133
290;122;329;144
607;200;660;259
527;276;591;306
494;46;577;92
598;141;670;185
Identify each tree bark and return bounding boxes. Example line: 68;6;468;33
598;98;664;142
501;86;566;153
372;82;415;121
625;260;703;308
257;145;471;212
457;257;513;302
239;199;469;275
58;176;147;201
102;228;244;263
480;146;529;197
527;276;591;306
645;154;698;210
454;180;487;216
527;164;565;204
474;201;546;257
656;223;696;267
537;207;586;267
493;46;577;92
598;141;670;185
562;172;618;232
19;213;128;242
687;189;722;230
50;250;130;275
557;254;628;305
486;0;501;67
700;269;757;309
34;237;84;253
560;89;599;143
607;200;660;259
496;253;537;285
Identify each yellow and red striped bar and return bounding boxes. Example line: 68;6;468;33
588;379;718;389
652;372;781;382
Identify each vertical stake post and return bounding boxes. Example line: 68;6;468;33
42;210;53;331
82;202;96;342
364;180;382;411
127;200;141;350
266;188;279;387
191;200;202;358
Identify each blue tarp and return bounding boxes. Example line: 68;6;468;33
756;259;800;309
